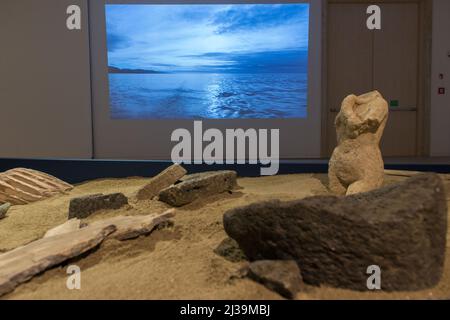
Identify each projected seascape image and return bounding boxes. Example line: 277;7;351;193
106;4;310;119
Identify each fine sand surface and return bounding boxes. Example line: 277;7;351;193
0;173;449;300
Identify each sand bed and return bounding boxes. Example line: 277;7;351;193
0;173;449;300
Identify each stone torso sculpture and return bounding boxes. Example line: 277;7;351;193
328;91;389;195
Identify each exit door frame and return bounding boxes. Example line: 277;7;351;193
320;0;433;158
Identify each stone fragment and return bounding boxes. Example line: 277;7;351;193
136;164;187;200
247;260;304;299
329;91;389;195
159;171;237;207
0;168;73;205
89;209;175;241
44;218;81;238
68;193;128;219
214;237;247;262
224;173;447;291
0;223;116;297
0;203;11;220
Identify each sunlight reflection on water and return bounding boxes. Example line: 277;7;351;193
109;73;307;119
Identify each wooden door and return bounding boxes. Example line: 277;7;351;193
326;2;420;157
374;3;419;156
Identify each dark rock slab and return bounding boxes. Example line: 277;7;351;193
247;260;304;299
159;171;237;207
0;203;11;220
136;164;187;200
224;173;447;291
68;193;128;219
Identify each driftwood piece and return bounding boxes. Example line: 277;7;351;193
136;164;187;200
43;219;81;238
0;223;116;296
0;168;73;205
43;209;175;241
89;209;175;240
0;209;175;296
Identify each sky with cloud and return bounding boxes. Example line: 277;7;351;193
106;4;309;73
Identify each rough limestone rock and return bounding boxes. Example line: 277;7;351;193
137;164;187;200
224;173;447;291
68;193;128;219
247;260;304;299
0;203;11;220
0;168;73;205
159;171;237;207
329;91;389;195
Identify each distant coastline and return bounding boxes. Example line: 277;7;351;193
108;66;165;74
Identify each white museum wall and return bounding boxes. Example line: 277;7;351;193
0;0;449;160
0;0;93;159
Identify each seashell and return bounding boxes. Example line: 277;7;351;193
0;168;73;205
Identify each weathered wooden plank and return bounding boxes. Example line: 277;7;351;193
0;224;116;296
0;208;175;296
43;219;81;238
90;209;175;240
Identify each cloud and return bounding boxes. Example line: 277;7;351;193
105;4;310;73
210;4;309;34
106;32;131;52
178;49;308;73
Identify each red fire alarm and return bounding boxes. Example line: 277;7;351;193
438;87;446;95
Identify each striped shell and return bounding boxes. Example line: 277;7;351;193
0;168;73;205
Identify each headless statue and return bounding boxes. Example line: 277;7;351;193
328;90;389;195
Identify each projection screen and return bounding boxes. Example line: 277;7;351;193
89;0;322;160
